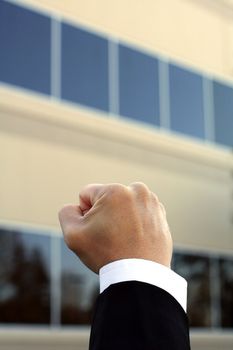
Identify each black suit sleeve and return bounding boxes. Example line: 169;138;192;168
89;281;191;350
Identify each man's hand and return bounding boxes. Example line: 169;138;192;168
58;182;173;274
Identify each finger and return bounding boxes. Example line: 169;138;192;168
58;204;83;236
79;183;106;212
129;182;150;195
159;202;166;216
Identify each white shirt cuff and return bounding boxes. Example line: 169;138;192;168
99;258;187;312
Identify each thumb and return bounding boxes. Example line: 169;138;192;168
79;183;106;213
58;204;84;247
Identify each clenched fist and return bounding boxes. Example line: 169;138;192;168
58;182;173;274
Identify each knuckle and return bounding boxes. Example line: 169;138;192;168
130;182;150;200
151;192;159;204
130;181;148;191
58;203;72;217
106;183;131;202
159;202;166;215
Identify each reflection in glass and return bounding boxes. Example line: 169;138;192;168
0;228;51;324
172;252;211;327
220;258;233;327
0;1;51;94
61;23;109;111
119;44;160;126
169;64;205;139
213;81;233;147
61;240;98;325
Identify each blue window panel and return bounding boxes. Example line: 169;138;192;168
61;23;109;111
169;64;205;139
60;239;98;325
0;1;51;94
213;81;233;147
119;45;160;126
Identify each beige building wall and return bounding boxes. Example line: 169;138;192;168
0;1;233;249
1;1;233;349
0;87;232;252
1;86;233;350
0;328;233;350
16;0;233;80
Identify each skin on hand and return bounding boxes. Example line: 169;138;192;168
58;182;173;274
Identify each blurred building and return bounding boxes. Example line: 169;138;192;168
0;0;233;349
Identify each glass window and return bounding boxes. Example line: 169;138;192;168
0;1;51;94
0;228;51;324
172;252;211;327
169;64;205;139
61;23;109;111
61;239;98;325
219;258;233;327
119;44;160;126
213;81;233;147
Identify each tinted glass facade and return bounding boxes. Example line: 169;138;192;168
0;228;51;324
169;65;205;139
0;227;233;328
0;1;51;94
173;253;211;327
0;0;232;148
220;258;233;327
61;240;98;325
61;23;109;111
213;81;233;147
119;45;160;126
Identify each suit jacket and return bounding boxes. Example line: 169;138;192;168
89;281;191;350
